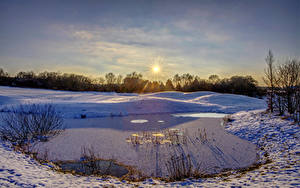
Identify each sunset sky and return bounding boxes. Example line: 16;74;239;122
0;0;299;83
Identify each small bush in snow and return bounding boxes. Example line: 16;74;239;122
0;104;64;146
165;153;193;181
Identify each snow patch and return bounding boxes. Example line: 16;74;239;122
130;119;148;123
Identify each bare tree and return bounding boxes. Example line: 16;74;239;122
295;86;300;122
276;58;300;114
0;104;64;146
263;50;276;113
116;74;123;85
0;68;9;77
173;74;181;90
181;73;194;87
165;79;175;91
94;77;105;85
208;75;220;85
105;72;116;85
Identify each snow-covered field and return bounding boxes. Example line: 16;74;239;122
0;86;266;118
0;86;299;187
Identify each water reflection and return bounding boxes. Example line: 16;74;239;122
58;160;128;177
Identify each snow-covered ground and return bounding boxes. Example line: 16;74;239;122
0;86;299;187
0;86;266;118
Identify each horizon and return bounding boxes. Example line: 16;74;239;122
0;68;266;87
0;0;299;84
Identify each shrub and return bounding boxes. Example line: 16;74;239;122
0;104;64;146
165;153;192;181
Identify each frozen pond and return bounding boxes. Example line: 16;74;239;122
35;113;257;178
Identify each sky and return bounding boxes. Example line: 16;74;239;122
0;0;299;83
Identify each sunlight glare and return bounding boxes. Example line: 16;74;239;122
152;66;160;73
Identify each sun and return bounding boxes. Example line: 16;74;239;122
152;66;160;73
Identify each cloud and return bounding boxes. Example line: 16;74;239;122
40;23;265;80
52;25;186;72
73;30;93;40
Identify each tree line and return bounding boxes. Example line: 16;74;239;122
264;50;300;122
0;68;262;97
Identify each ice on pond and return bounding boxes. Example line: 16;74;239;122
34;113;257;178
172;112;228;118
130;119;148;123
